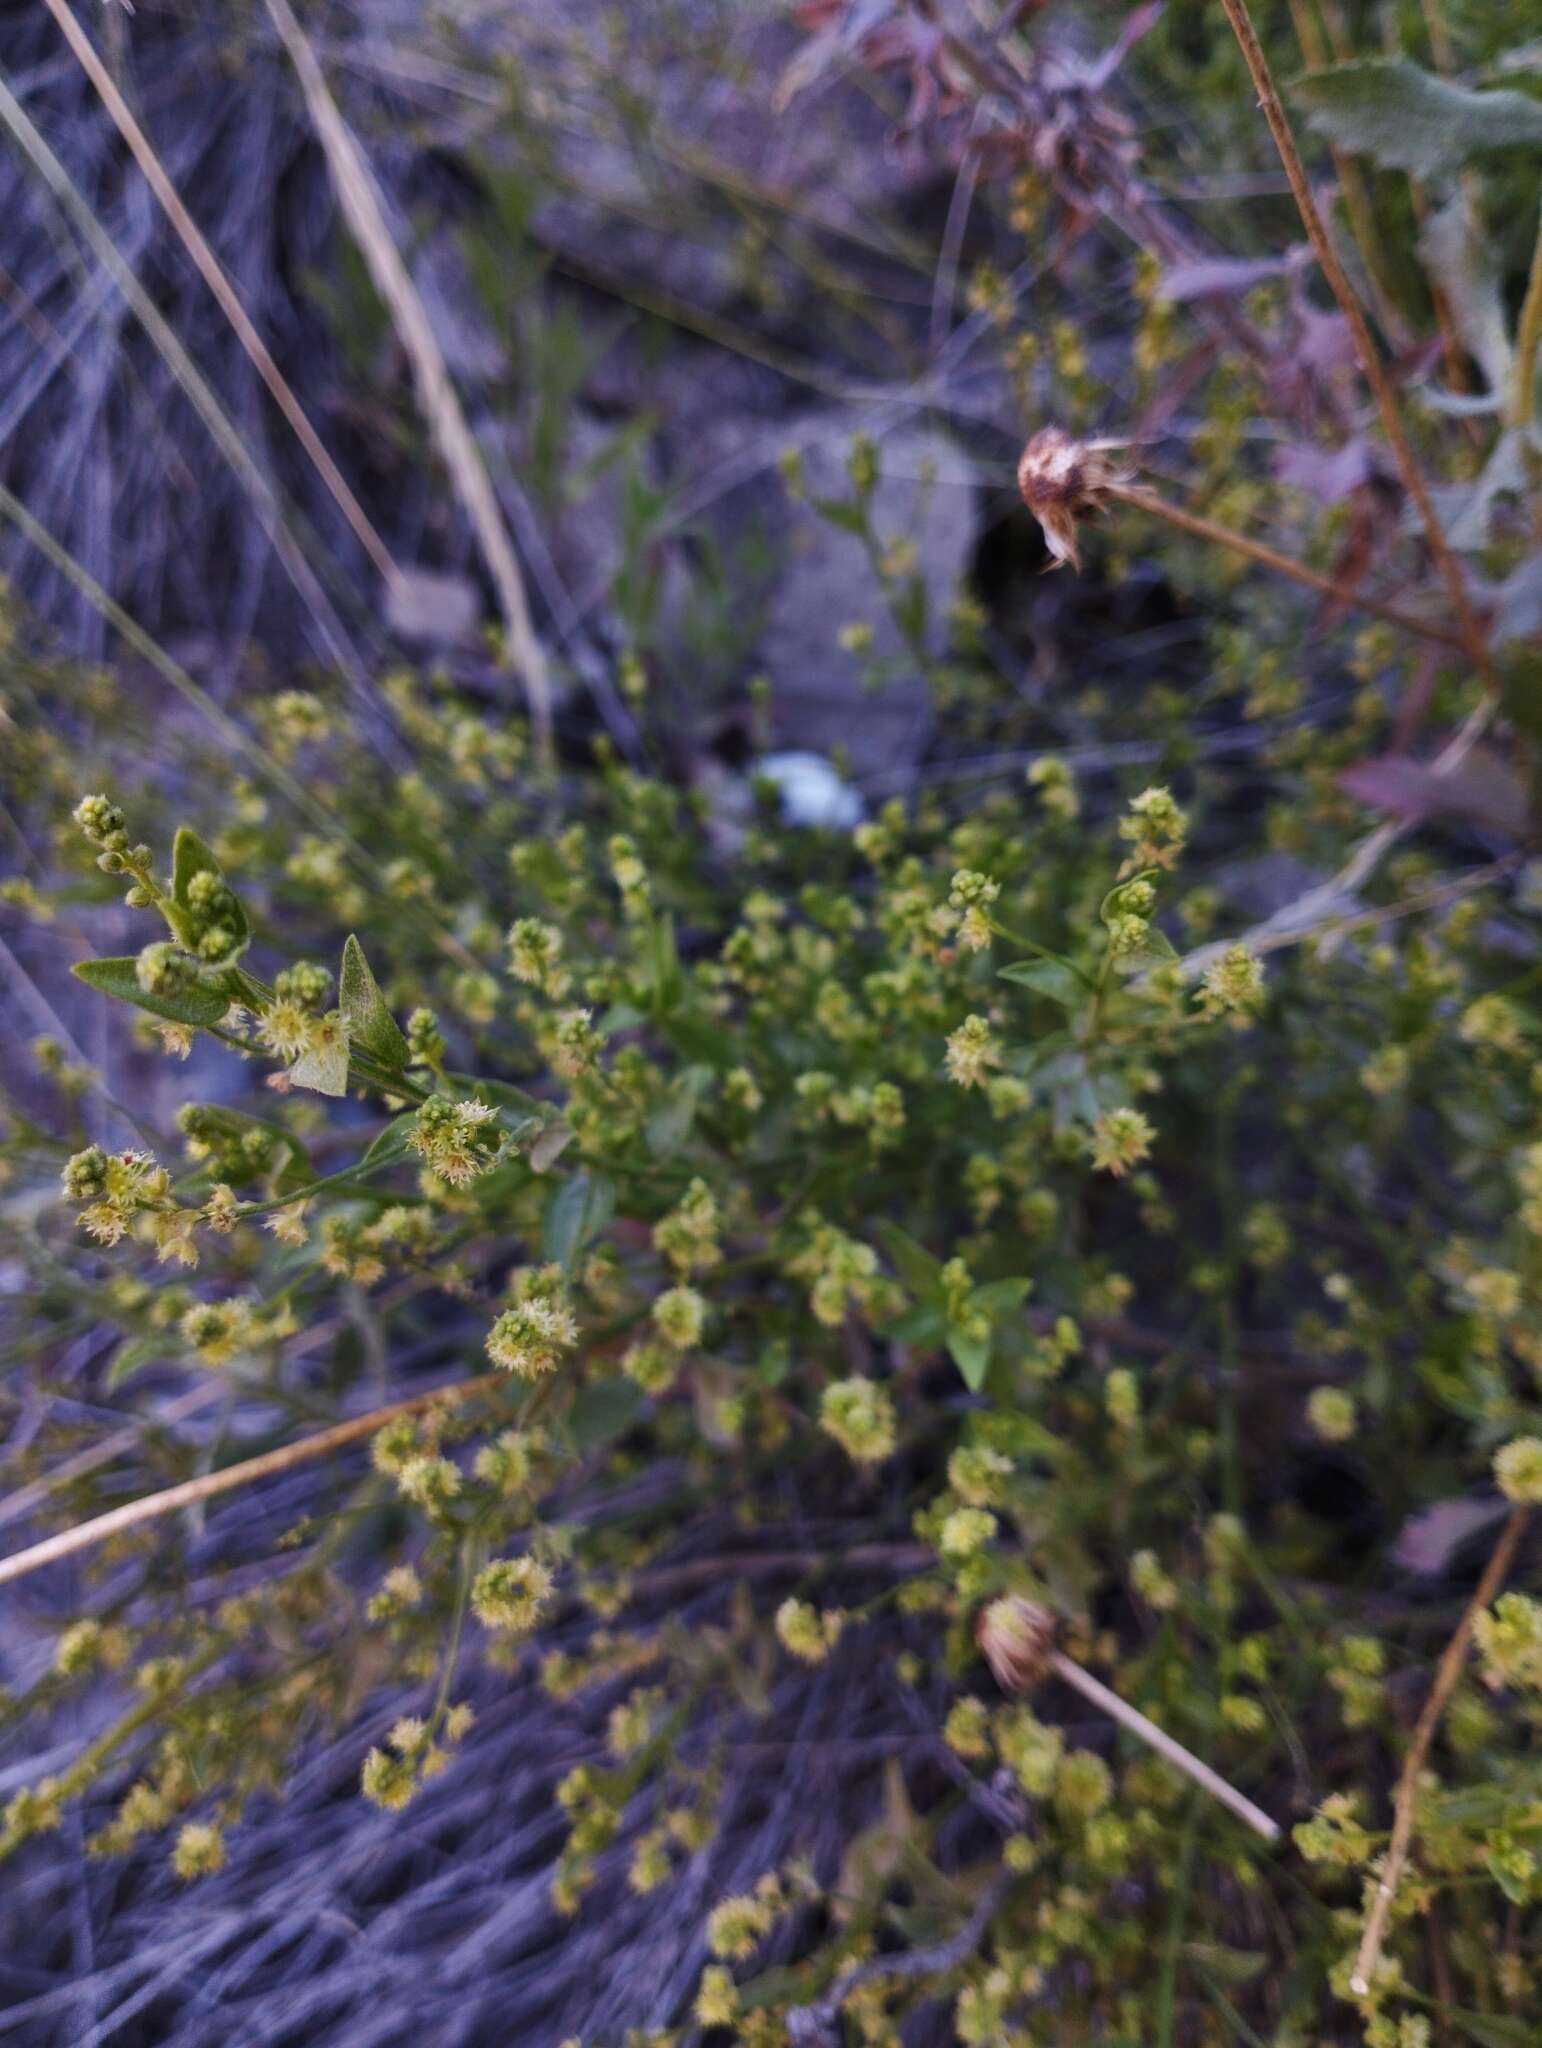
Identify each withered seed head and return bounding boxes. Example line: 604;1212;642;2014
1016;427;1128;572
976;1594;1058;1694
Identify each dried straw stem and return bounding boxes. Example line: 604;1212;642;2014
37;0;396;586
1049;1651;1281;1842
262;0;555;753
1349;1507;1528;1996
0;1373;505;1591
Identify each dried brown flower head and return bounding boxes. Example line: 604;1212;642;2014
976;1594;1058;1693
1016;428;1129;571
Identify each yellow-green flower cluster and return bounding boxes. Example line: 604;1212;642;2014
653;1178;722;1274
61;1145;170;1248
775;1598;845;1664
1474;1593;1542;1691
1495;1437;1542;1504
471;1555;554;1633
819;1377;896;1464
944;1014;1001;1089
405;1097;504;1187
1198;943;1265;1021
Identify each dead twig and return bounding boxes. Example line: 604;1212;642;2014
1348;1507;1528;1997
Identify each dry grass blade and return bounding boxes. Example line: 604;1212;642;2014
0;1373;505;1592
261;0;554;754
36;0;397;588
0;67;378;704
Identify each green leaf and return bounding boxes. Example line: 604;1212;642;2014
809;494;869;537
662;1010;739;1068
875;1219;944;1300
645;1065;712;1159
1292;59;1542;179
886;1305;946;1345
104;1336;162;1391
999;958;1085;1006
528;1119;576;1173
1112;924;1179;975
543;1170;616;1274
170;827;249;956
970;1276;1033;1317
338;935;409;1072
1449;2016;1536;2048
946;1326;991;1391
647;911;683;1013
566;1375;644;1450
72;956;232;1030
361;1112;417;1166
1181;1942;1265;1987
1420;196;1512;399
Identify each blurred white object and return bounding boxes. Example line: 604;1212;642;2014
757;752;864;829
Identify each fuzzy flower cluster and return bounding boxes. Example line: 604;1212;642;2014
653;1178;722;1275
774;1598;845;1664
1089;1106;1154;1177
61;1145;170;1249
947;869;999;952
787;1220;883;1328
944;1014;1001;1089
1118;785;1187;872
486;1271;580;1378
471;1555;555;1633
1198;943;1266;1022
406;1097;503;1187
1495;1437;1542;1505
1474;1593;1542;1692
819;1376;896;1464
652;1284;707;1350
360;1705;472;1813
507;917;569;997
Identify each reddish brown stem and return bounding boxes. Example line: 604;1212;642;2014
1216;0;1491;685
1349;1508;1528;1997
1107;482;1466;650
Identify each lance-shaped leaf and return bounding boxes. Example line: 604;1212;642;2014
72;956;232;1030
170;826;249;957
338;934;409;1072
